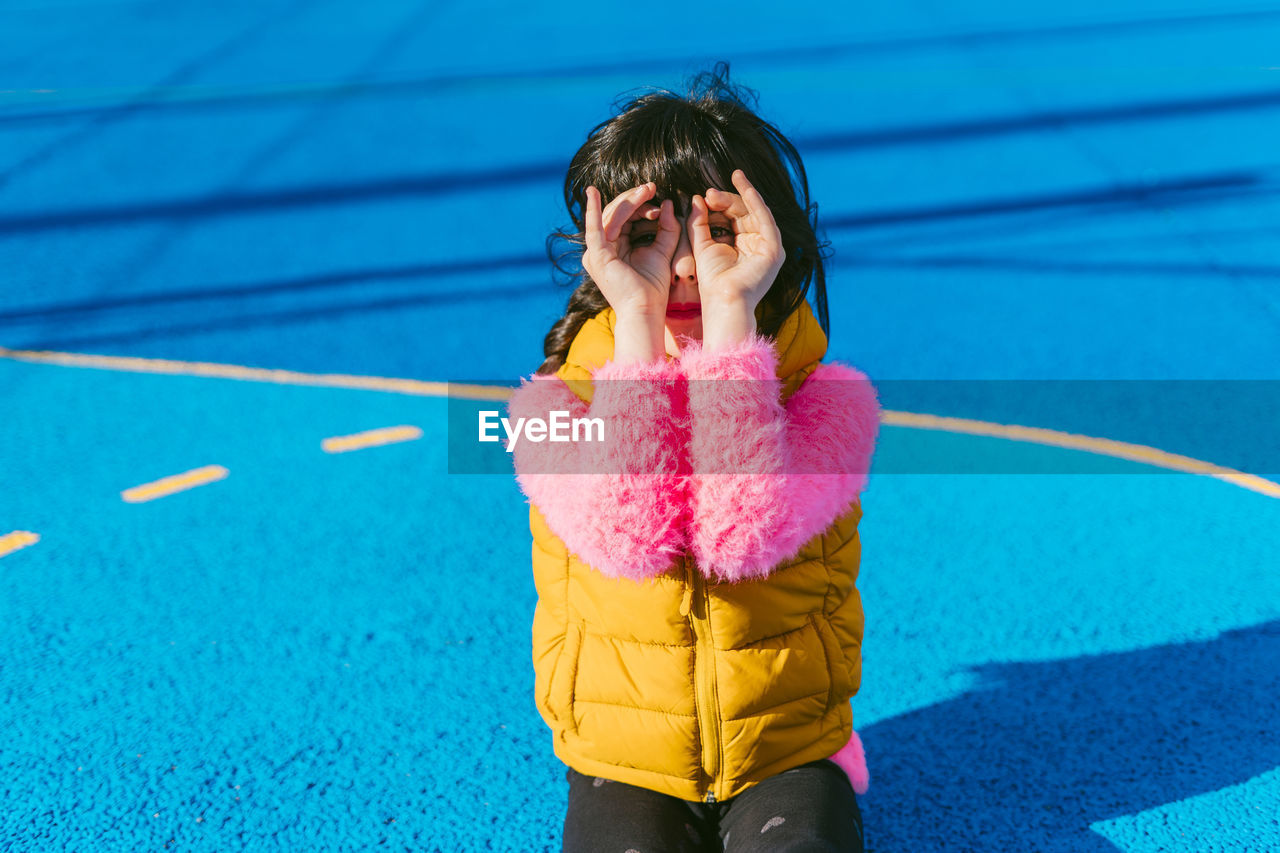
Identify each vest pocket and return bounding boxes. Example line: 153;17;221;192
548;620;584;735
811;613;853;712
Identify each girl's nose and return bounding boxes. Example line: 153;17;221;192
670;222;696;284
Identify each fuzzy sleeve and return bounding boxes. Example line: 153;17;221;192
679;336;881;582
508;358;689;582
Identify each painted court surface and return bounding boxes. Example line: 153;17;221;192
2;2;1279;850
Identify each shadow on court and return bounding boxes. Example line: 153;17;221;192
862;620;1280;851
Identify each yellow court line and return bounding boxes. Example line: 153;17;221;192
4;345;1277;499
323;425;423;453
0;530;40;558
122;465;229;504
0;347;453;397
880;410;1280;499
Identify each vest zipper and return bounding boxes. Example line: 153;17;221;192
684;555;722;803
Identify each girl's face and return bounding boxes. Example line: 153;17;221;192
624;193;736;355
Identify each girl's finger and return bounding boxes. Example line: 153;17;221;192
730;169;780;233
583;186;617;277
647;197;680;261
602;182;656;243
688;194;716;257
702;186;750;220
584;185;604;254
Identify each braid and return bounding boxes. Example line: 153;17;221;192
537;278;609;375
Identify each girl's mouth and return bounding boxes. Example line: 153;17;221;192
666;302;701;320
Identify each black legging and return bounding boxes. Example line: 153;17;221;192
562;758;864;852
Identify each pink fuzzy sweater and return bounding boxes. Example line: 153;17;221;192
509;333;880;794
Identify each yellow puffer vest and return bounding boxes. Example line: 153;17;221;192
525;303;868;803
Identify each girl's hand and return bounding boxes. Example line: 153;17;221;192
689;169;785;314
583;182;680;319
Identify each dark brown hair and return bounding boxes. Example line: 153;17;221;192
537;61;830;375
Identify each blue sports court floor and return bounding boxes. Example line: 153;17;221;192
2;2;1279;850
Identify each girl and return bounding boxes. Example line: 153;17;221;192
507;63;881;853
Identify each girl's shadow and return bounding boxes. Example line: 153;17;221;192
861;620;1280;851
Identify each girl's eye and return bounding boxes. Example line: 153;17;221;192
630;230;657;246
710;225;733;240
